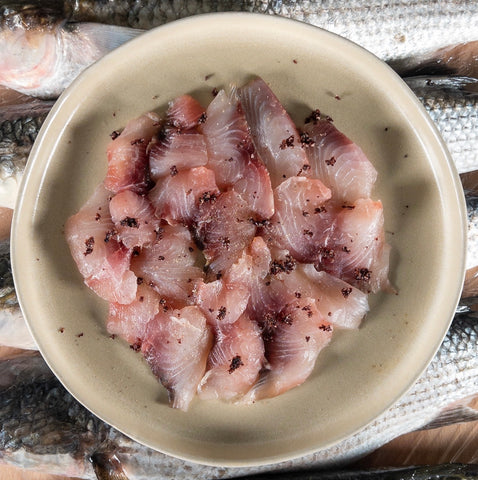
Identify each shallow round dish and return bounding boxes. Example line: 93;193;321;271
12;13;466;467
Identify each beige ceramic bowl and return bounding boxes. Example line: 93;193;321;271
12;13;466;466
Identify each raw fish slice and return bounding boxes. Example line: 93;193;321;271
194;278;250;327
65;183;137;304
142;306;213;411
232;158;274;220
105;112;160;194
194;190;256;275
148;132;208;181
200;88;274;218
198;314;265;401
279;264;369;329
239;77;310;187
107;283;161;345
130;223;203;303
109;190;160;249
246;298;333;402
200;89;252;188
148;167;219;226
303;119;377;203
167;94;205;130
265;176;332;263
317;198;391;293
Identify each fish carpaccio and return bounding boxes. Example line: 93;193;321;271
65;77;392;411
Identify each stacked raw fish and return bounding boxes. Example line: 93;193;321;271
65;77;391;411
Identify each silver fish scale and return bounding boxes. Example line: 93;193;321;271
406;76;478;175
466;194;478;270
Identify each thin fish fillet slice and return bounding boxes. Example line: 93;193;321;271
148;131;208;180
265;176;332;263
239;77;310;187
142;306;213;411
107;283;160;345
303;119;377;203
65;183;137;304
198;313;265;402
148;166;219;226
316;198;392;294
167;94;205;130
105;112;160;194
130;223;204;304
109;190;160;249
244;298;333;403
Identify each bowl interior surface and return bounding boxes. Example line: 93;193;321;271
12;13;466;466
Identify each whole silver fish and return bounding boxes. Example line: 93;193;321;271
405;76;478;175
1;1;478;98
1;311;477;479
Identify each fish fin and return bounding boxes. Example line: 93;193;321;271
420;402;478;430
90;452;130;480
71;23;145;52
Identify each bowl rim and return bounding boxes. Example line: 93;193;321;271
11;12;467;467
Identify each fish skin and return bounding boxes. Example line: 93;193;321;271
0;311;477;479
43;0;478;70
405;76;478;175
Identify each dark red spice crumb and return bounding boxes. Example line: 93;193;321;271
139;296;144;302
58;327;65;333
293;59;298;64
110;130;120;140
205;73;214;81
199;191;217;204
280;313;293;325
104;230;116;243
109;334;117;340
325;115;334;122
170;165;178;176
302;210;309;217
314;206;327;214
216;272;223;280
305;336;310;342
354;267;371;281
299;131;316;147
342;205;355;210
212;87;219;97
217;306;227;320
130;340;142;352
158;255;165;261
303;229;313;237
228;355;244;373
298;163;311;175
132;246;141;256
341;287;353;298
198;112;207;124
249;218;270;227
270;255;296;275
130;138;145;146
342;246;351;253
265;281;271;286
222;237;231;249
76;332;84;338
384;127;389;132
188;246;194;252
335;94;341;100
295;292;302;298
325;156;336;166
305;109;321;124
84;236;94;256
95;212;101;221
279;135;295;150
137;277;144;285
320;247;335;259
120;216;139;228
319;324;332;331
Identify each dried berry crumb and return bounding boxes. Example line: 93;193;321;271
305;109;321;124
279;135;295;150
84;236;94;256
58;327;65;333
319;324;332;331
170;165;178;176
212;87;219;97
341;287;353;298
299;131;315;147
354;267;371;281
217;306;227;320
228;355;244;373
110;130;120;140
120;217;139;228
325;156;336;166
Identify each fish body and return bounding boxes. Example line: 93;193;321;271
0;311;477;479
405;76;478;175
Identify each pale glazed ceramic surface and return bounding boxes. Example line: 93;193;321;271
12;13;466;466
